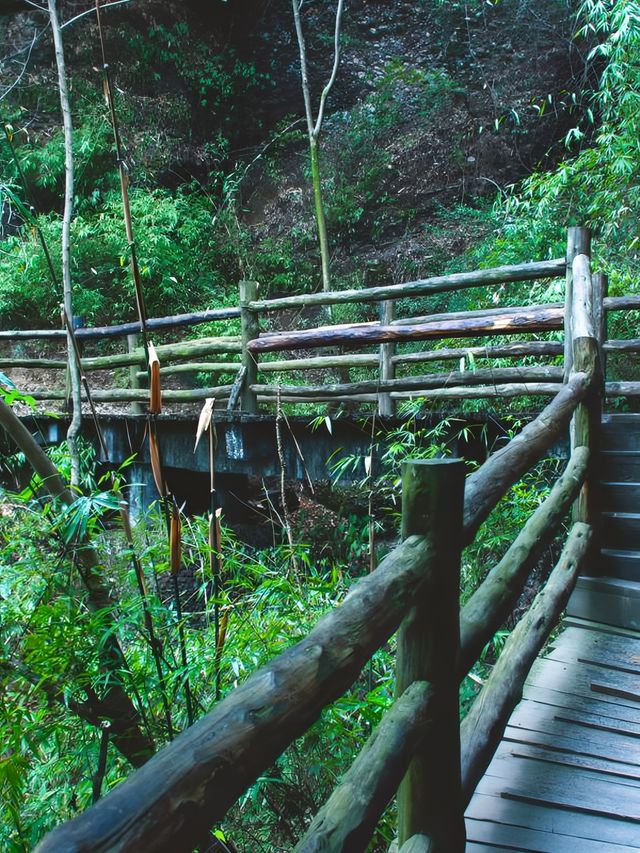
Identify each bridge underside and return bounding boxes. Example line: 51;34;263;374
465;618;640;852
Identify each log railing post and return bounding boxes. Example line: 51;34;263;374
239;280;259;414
564;226;591;381
396;458;466;852
569;235;602;527
378;300;395;416
594;271;608;383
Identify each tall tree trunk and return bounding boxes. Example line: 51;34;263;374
48;0;82;488
309;136;331;293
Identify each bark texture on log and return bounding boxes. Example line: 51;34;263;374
459;447;588;675
248;307;563;354
294;682;435;853
460;522;592;804
462;372;588;543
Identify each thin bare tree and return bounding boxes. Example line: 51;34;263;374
292;0;345;293
48;0;82;487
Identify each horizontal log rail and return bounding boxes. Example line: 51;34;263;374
392;340;563;365
36;532;440;852
256;384;565;405
0;306;241;341
248;306;564;354
460;521;592;803
24;386;234;403
251;366;563;399
392;301;562;327
604;337;640;352
248;258;566;312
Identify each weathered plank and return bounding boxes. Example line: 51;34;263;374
493;740;640;782
525;656;640;711
509;700;640;745
522;682;640;725
468;787;640;847
466;815;640;852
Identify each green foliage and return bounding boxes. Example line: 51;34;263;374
125;22;269;117
0;187;242;326
324;60;463;242
493;1;640;291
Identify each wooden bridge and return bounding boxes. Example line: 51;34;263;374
1;227;639;851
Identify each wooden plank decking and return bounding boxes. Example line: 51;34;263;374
465;618;640;852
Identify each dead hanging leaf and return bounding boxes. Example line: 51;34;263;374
170;505;181;576
194;398;215;451
148;429;166;496
148;342;162;415
216;610;229;660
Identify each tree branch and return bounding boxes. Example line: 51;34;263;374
314;0;345;138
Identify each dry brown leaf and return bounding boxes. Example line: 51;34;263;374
194;397;215;451
148;429;166;496
148;341;162;415
170;505;181;576
216;611;229;659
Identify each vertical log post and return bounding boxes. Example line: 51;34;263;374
396;458;466;852
570;237;602;527
378;300;395;417
593;272;608;380
564;226;591;381
239;280;259;414
127;333;144;416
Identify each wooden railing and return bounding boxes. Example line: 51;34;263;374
34;233;602;851
2;226;638;415
0;225;638;416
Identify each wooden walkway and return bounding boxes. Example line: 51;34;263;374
465;618;640;852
